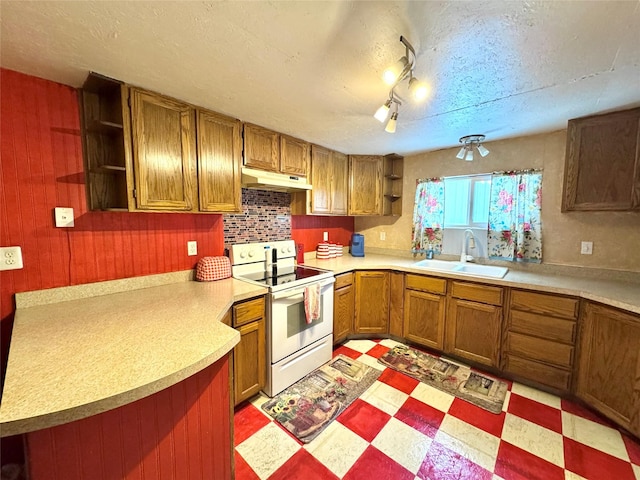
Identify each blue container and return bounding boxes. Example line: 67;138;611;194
350;233;365;257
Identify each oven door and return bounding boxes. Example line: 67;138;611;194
269;277;335;364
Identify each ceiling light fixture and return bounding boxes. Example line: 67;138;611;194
375;35;429;133
457;134;490;161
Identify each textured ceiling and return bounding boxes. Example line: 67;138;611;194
1;1;639;155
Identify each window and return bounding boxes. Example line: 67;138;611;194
443;175;491;228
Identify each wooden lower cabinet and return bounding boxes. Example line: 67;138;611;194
388;272;405;338
403;274;447;350
232;297;266;406
354;271;389;334
503;290;579;392
333;272;355;344
575;302;640;437
445;282;503;368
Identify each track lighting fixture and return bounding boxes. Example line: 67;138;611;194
374;36;429;133
456;134;490;161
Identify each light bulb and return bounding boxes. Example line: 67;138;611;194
374;100;391;123
383;56;408;85
385;112;398;133
409;77;429;101
465;148;474;162
477;144;490;157
456;146;467;159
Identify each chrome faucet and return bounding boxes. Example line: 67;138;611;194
460;229;476;263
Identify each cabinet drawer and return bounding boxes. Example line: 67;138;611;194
334;272;354;290
506;332;574;368
406;274;447;295
510;310;576;344
504;354;572;391
511;290;578;319
451;281;502;306
233;297;265;327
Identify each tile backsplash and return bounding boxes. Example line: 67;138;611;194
223;189;291;244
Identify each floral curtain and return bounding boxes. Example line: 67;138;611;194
411;178;445;254
487;171;543;262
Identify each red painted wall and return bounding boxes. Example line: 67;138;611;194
26;355;232;480
291;215;354;252
0;69;223;462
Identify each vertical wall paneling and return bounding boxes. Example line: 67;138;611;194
291;215;354;252
25;356;231;480
0;68;224;464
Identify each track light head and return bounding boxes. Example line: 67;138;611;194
385;112;398;133
456;146;467;160
383;56;408;85
408;77;429;101
465;149;474;162
456;134;488;161
477;144;490;157
374;99;392;123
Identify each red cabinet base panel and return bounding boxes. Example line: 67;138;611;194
25;355;232;480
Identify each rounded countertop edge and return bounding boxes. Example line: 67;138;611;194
0;326;240;438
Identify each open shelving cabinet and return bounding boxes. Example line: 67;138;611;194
383;153;403;216
79;72;134;211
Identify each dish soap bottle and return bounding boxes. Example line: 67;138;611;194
426;244;434;259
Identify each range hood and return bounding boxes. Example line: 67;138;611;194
241;167;312;192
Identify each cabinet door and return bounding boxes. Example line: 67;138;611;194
130;89;196;211
348;155;383;215
331;151;349;215
388;272;405;338
354;271;389;334
310;145;332;214
234;319;265;406
404;289;446;351
333;284;354;345
197;110;242;212
562;107;640;211
243;124;279;172
576;302;640;436
446;299;502;367
280;135;309;177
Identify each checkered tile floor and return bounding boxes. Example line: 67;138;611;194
234;339;640;480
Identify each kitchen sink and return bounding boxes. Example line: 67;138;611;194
413;259;508;279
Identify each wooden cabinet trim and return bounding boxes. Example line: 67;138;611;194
406;274;447;295
451;281;503;306
510;290;578;319
233;297;266;328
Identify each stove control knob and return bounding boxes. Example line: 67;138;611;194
281;247;287;254
287;246;293;253
248;250;255;258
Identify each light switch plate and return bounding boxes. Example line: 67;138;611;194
0;246;24;271
580;241;593;255
54;207;74;227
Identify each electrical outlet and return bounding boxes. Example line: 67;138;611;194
380;231;386;241
323;231;328;242
580;241;593;255
54;207;74;228
187;241;197;256
0;246;24;271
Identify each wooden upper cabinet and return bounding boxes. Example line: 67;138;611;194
280;135;309;176
331;151;349;215
243;123;279;172
349;155;383;215
310;145;332;214
294;146;349;216
130;88;197;211
197;109;242;212
562;107;640;211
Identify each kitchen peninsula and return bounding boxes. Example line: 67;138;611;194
0;272;266;479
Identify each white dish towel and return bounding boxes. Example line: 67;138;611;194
304;283;321;324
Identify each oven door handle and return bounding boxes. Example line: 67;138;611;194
271;277;335;300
